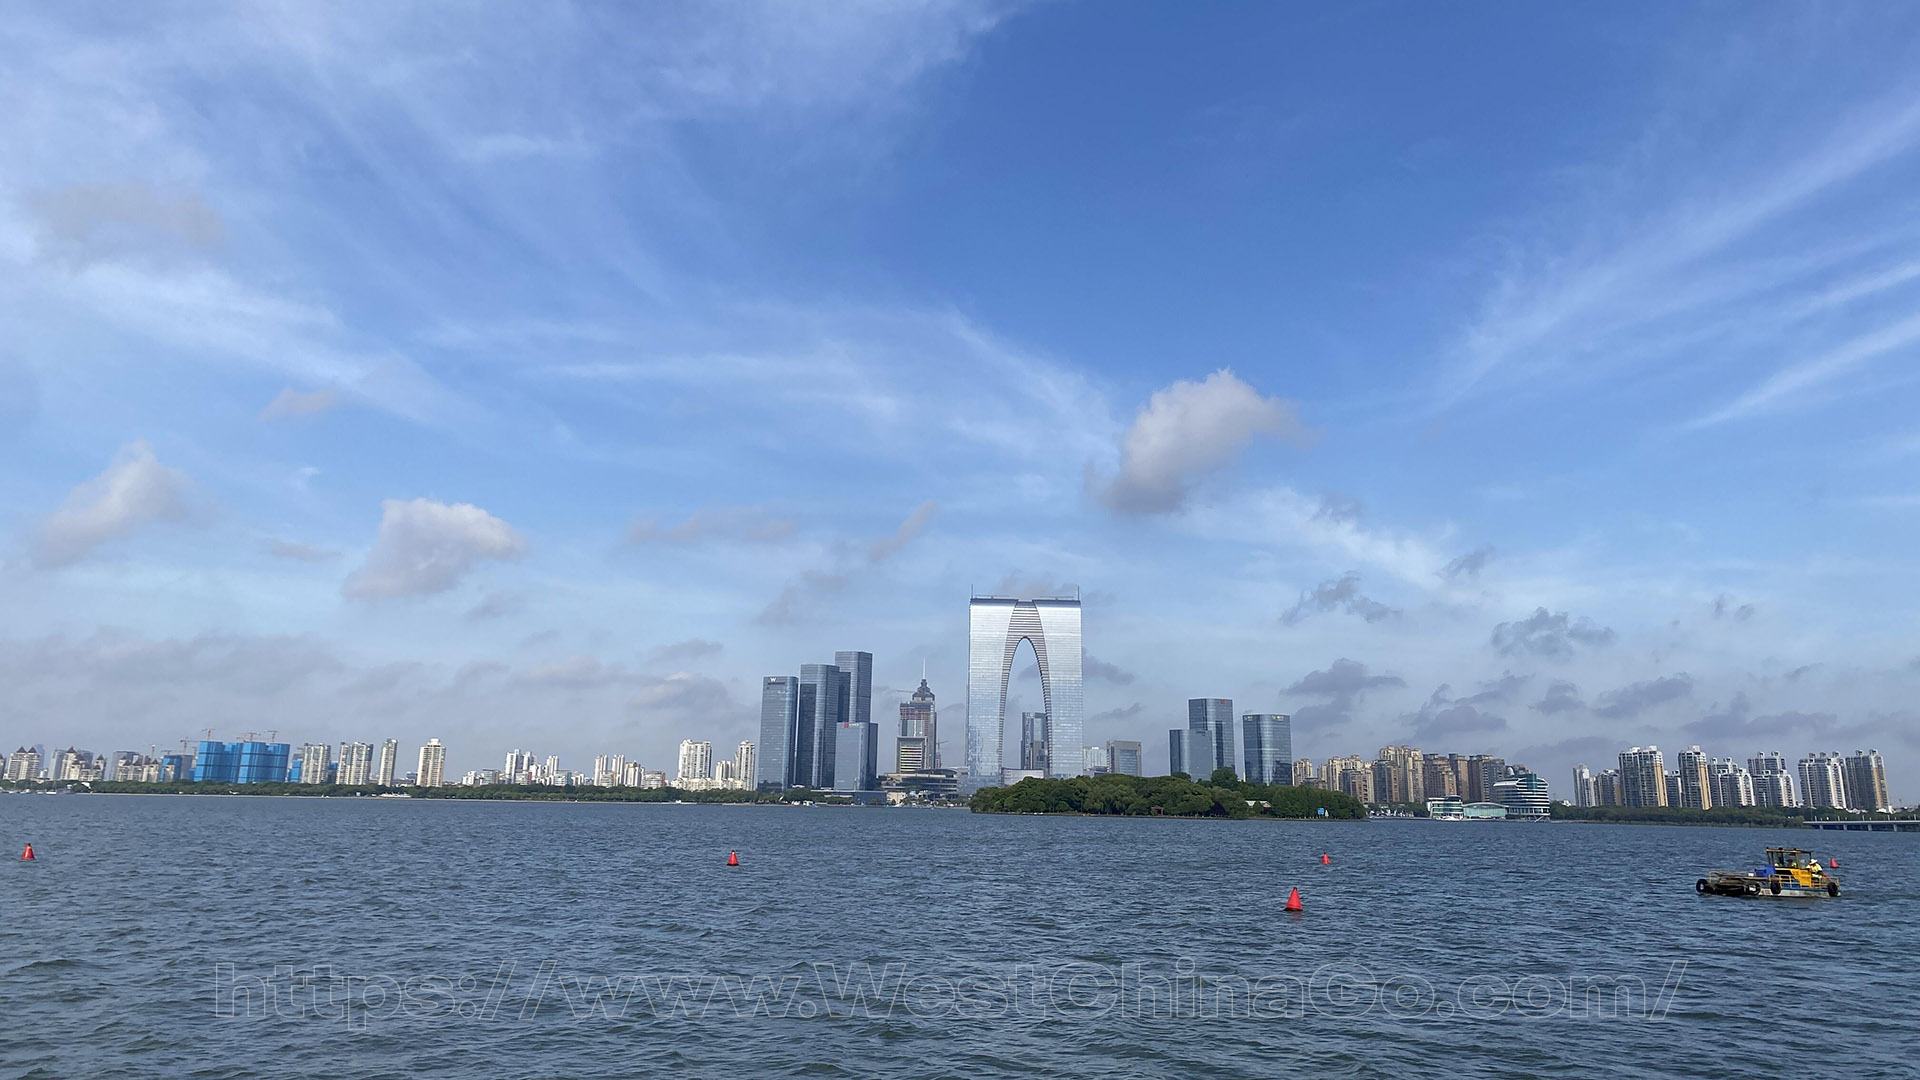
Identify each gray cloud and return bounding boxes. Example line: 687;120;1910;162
343;498;527;600
25;182;224;269
1311;492;1364;524
1083;654;1135;686
1531;679;1584;715
1283;658;1406;728
1785;663;1821;682
650;638;724;664
1408;684;1508;744
868;500;938;563
32;440;194;568
260;386;341;421
989;573;1082;600
264;537;341;564
464;591;526;622
756;570;848;626
1490;607;1617;660
1592;674;1694;720
1440;545;1495;582
1092;369;1311;514
627;673;745;731
1089;703;1144;724
1280;572;1398;626
516;654;627;690
628;505;797;545
1711;593;1756;622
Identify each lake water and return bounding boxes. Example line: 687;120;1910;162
2;795;1917;1078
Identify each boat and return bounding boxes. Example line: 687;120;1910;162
1696;847;1840;898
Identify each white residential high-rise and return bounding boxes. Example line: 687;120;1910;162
677;740;713;783
1797;752;1846;810
375;739;399;787
417;739;446;788
621;760;645;786
1676;746;1712;810
503;749;535;783
6;747;42;781
593;754;625;787
297;743;333;785
1570;764;1595;807
1709;759;1755;807
338;742;374;786
1618;746;1668;808
734;741;755;787
1844;749;1891;812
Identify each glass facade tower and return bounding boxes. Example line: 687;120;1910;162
758;676;799;790
1240;713;1293;785
1188;698;1237;778
965;596;1083;792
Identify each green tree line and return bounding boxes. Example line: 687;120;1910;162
968;769;1367;820
1548;802;1812;827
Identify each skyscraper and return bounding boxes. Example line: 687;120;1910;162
758;676;799;790
735;741;756;789
1748;751;1798;807
1570;764;1594;807
834;651;873;728
800;663;848;790
833;722;876;791
375;739;399;787
1676;746;1713;810
1618;746;1667;808
1240;714;1292;785
1843;749;1890;812
1081;745;1109;774
1106;740;1142;777
899;677;937;770
1798;752;1846;810
1020;711;1049;773
295;743;332;785
338;742;374;786
1709;759;1755;807
416;739;446;788
1168;728;1213;778
965;595;1083;792
678;740;713;784
1189;699;1236;779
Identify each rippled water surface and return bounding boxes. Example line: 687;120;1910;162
3;795;1918;1078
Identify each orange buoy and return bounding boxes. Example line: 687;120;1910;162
727;850;739;867
1320;853;1330;865
1828;857;1838;868
1284;887;1303;912
20;844;33;861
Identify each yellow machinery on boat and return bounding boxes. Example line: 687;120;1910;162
1697;847;1840;898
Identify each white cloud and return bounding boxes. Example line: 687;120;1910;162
32;440;193;568
260;386;341;421
343;498;526;600
1092;370;1310;514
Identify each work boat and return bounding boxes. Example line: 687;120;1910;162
1696;847;1841;898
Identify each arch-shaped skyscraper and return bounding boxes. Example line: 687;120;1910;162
965;595;1082;792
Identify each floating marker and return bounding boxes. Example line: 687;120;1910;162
1829;857;1839;868
727;850;739;867
1321;853;1330;865
1284;887;1303;912
20;844;33;861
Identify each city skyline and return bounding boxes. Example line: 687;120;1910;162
7;6;1920;801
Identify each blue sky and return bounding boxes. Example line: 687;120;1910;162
5;1;1920;795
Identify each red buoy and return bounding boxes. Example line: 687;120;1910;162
20;844;33;861
1829;857;1838;868
727;850;739;867
1284;887;1303;912
1320;853;1331;865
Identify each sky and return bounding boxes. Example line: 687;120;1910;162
4;1;1920;797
